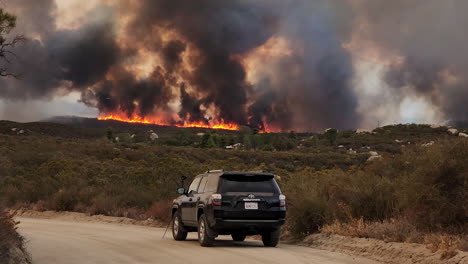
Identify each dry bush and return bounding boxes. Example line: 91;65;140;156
111;207;144;219
320;203;366;238
459;236;468;252
321;204;421;243
47;189;78;212
87;194;118;216
321;219;362;237
321;217;417;243
363;219;418;243
323;219;468;257
145;200;172;223
424;234;459;259
29;201;47;212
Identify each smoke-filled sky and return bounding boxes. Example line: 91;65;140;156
0;0;466;131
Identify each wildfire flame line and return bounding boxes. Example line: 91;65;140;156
98;115;240;131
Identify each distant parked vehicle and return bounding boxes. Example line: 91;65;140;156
171;170;286;247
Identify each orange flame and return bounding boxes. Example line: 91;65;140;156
98;114;240;131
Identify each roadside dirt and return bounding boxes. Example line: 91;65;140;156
300;233;468;264
15;209;164;227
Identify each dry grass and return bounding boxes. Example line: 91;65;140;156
322;218;468;259
320;203;418;243
320;203;465;259
424;234;459;259
321;217;418;243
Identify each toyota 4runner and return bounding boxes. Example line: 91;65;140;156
171;170;286;247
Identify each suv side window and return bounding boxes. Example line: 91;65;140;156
204;175;218;193
188;176;202;194
197;176;209;193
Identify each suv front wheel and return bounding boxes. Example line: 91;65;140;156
262;229;280;247
198;214;215;247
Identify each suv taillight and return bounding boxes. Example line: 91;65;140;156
279;194;286;207
211;194;222;206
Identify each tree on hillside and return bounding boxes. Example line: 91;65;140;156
0;8;24;77
325;128;338;145
106;127;113;141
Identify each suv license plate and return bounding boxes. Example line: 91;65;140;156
245;202;258;210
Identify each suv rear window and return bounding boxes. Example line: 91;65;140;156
219;175;279;195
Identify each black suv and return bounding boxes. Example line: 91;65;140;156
171;170;286;247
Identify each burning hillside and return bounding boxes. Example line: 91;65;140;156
97;114;240;131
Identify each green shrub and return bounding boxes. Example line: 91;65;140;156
283;139;468;238
48;189;79;211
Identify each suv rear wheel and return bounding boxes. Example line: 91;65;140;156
231;233;246;242
261;229;280;247
198;214;215;247
172;211;187;241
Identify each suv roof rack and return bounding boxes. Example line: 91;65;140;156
206;169;224;173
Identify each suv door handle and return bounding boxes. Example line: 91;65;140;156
189;198;193;202
197;197;201;201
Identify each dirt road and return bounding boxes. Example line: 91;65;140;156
18;217;379;264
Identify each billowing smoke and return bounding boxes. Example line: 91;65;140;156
246;0;358;131
358;0;468;124
2;0;468;130
1;2;118;99
120;0;277;126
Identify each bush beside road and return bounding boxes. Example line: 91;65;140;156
0;208;30;264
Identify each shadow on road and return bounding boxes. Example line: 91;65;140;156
175;238;265;248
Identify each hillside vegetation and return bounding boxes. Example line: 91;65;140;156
1;120;467;253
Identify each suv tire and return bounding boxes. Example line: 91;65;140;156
262;229;280;247
231;233;246;242
198;214;215;247
172;211;188;241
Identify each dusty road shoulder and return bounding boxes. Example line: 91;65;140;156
300;233;468;264
14;209;163;227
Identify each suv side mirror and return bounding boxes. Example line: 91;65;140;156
177;187;186;195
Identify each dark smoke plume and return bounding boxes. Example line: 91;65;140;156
107;0;359;130
1;0;359;130
3;0;468;130
123;0;277;126
0;3;118;100
247;0;358;131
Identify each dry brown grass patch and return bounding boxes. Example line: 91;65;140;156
322;218;467;259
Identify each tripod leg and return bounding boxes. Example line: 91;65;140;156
162;215;173;239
